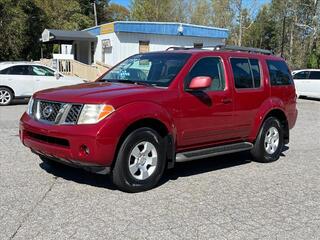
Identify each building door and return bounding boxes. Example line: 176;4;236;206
139;41;150;53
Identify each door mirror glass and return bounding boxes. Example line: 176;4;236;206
188;76;212;90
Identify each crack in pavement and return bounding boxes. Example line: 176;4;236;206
8;176;58;240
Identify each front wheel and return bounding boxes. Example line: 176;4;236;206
251;117;284;163
0;87;13;106
112;128;166;192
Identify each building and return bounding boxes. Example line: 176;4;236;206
40;21;229;67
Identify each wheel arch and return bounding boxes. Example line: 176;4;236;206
112;117;175;170
252;108;289;144
0;85;15;97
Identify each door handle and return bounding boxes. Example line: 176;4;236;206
221;98;232;104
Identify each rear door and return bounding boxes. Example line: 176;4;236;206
230;57;267;138
0;65;35;96
306;71;320;98
178;56;235;147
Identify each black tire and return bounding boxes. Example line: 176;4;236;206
112;127;166;192
251;117;284;163
0;87;14;106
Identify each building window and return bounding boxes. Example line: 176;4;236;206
90;42;95;64
74;44;77;60
139;41;150;53
193;43;203;49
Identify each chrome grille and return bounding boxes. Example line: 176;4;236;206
39;101;63;122
65;104;82;124
33;100;82;125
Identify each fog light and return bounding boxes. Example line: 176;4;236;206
79;145;90;156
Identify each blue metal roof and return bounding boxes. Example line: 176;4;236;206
84;21;229;39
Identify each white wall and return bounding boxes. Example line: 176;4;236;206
94;32;226;66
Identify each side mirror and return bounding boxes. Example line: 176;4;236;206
188;76;212;90
54;71;61;79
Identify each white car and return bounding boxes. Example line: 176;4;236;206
292;69;320;99
0;62;85;105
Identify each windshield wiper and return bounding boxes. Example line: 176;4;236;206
109;79;154;87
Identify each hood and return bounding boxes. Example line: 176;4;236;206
34;82;169;107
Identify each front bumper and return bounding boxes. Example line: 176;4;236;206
20;112;125;171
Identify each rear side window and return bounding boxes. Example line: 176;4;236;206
230;58;261;89
186;57;225;91
267;60;292;85
309;71;320;79
0;65;32;75
293;71;310;79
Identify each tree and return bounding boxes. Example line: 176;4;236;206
190;0;212;26
130;0;176;22
104;3;130;21
0;0;28;60
211;0;233;28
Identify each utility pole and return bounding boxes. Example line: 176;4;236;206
281;14;286;57
93;1;98;26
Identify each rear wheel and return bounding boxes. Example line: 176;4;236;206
112;127;166;192
251;117;284;163
0;87;13;106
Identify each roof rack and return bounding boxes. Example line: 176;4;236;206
165;45;273;55
214;45;274;55
166;46;193;51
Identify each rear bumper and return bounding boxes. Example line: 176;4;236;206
19;112;125;169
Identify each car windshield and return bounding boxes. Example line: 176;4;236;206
101;53;191;87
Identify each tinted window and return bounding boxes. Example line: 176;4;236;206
231;58;261;89
0;68;9;74
267;60;292;85
250;59;261;88
3;65;32;75
309;71;320;79
187;57;225;91
293;71;310;79
102;53;190;87
32;66;55;76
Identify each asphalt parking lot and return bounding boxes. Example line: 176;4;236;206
1;99;320;240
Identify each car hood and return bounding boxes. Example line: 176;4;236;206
34;82;169;107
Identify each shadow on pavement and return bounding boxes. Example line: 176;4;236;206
39;146;290;191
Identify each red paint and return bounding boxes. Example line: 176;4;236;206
20;50;297;167
188;76;212;90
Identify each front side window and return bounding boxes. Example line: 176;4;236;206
309;71;320;79
102;53;191;87
231;58;261;89
186;57;225;91
293;71;310;79
32;66;55;76
267;60;292;85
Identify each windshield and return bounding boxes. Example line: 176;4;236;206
101;53;191;87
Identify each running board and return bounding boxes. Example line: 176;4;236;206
175;142;253;162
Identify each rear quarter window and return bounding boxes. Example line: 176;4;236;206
267;60;293;86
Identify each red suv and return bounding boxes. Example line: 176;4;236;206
20;46;297;192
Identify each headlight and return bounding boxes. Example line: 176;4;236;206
77;104;115;124
26;97;34;116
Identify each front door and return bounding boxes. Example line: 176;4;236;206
306;71;320;98
178;56;235;148
31;65;60;91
